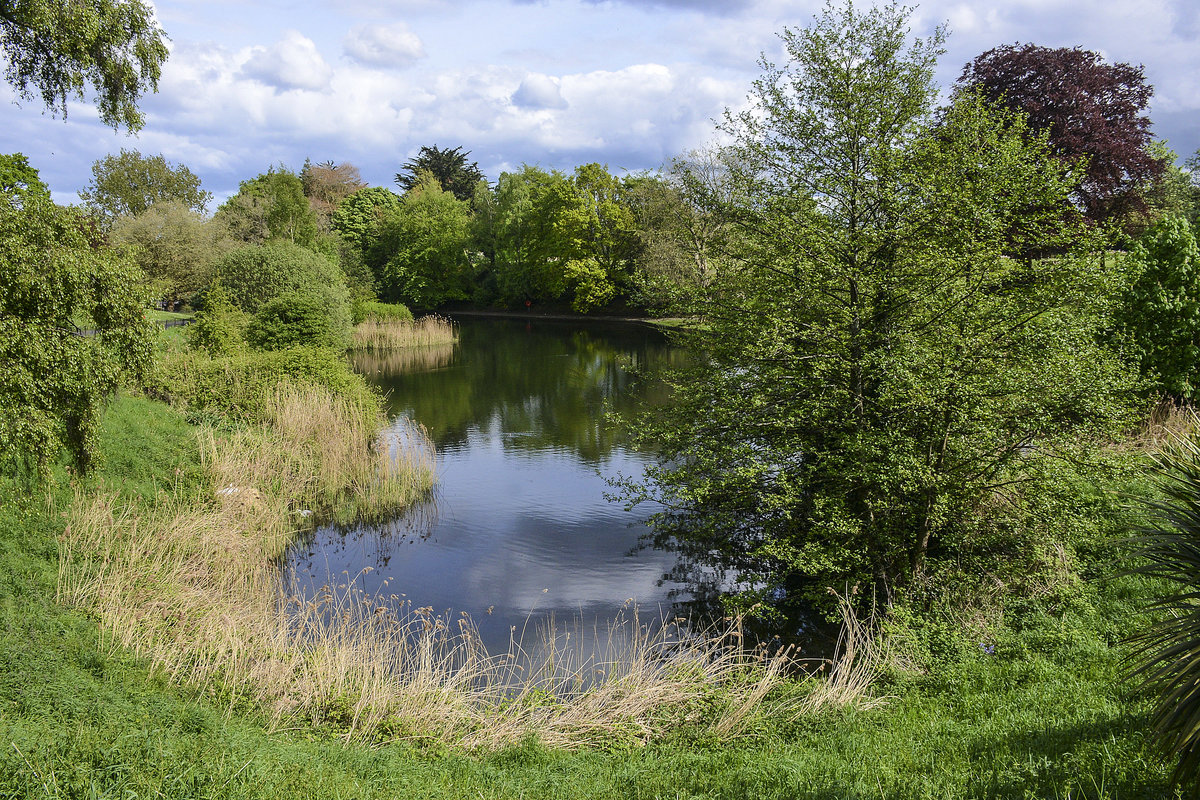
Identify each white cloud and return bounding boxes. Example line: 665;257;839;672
343;23;426;68
512;73;568;109
241;30;333;91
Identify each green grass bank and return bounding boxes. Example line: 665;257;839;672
0;389;1183;797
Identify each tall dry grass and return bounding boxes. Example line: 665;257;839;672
1137;398;1198;451
58;383;883;748
351;315;457;351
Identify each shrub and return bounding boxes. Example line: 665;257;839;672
186;279;246;356
356;300;413;323
247;293;341;351
213;242;352;348
148;346;380;425
1128;423;1200;794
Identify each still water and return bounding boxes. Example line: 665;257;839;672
283;317;691;655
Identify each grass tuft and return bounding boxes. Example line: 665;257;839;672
351;315;457;351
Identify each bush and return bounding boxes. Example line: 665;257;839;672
148;346;380;425
186;280;246;356
355;300;413;324
213;242;352;348
247;293;341;350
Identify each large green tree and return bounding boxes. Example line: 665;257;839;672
331;185;402;256
625;2;1133;620
79;148;212;221
0;0;168;130
0;195;155;474
110;200;235;302
0;151;49;207
395;145;484;203
1114;215;1200;399
369;173;474;309
215;167;319;248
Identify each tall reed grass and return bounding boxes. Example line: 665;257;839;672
351;315;457;351
59;384;882;748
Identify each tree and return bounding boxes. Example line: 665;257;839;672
80;149;212;221
488;165;566;305
110;200;235;302
550;163;640;311
624;2;1133;621
1114;216;1200;399
1;0;168;130
300;159;365;229
369;172;474;309
0;151;49;208
0;195;155;474
395;145;484;202
215;167;318;248
626;149;735;309
957;43;1163;227
331;186;402;255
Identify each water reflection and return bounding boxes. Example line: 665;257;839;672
350;343;456;375
284;318;691;655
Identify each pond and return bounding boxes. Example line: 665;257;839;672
283;316;698;657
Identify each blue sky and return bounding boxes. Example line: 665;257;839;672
3;0;1198;205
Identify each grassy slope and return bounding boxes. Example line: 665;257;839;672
0;395;1180;798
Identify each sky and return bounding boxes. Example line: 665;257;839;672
3;0;1198;206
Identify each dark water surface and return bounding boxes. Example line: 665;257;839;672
283;317;691;655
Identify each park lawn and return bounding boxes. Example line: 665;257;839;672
0;393;1179;799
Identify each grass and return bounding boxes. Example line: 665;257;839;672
351;315;458;350
146;310;196;322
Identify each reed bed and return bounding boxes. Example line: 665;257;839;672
58;383;882;748
351;315;457;351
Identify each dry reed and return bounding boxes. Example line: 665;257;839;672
58;383;882;748
351;316;457;351
1136;398;1198;451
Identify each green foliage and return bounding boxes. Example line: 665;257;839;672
626;157;730;311
186;279;246;356
148;346;378;424
551;163;639;311
477;163;640;311
626;3;1135;620
1126;427;1200;796
214;242;352;349
395;144;484;202
355;299;413;323
0;152;50;207
247;292;343;350
331;186;403;256
1115;216;1200;399
0;0;168;130
369;174;475;309
216;167;320;248
79;148;212;221
0;196;155;474
111;200;235;301
486;165;565;304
